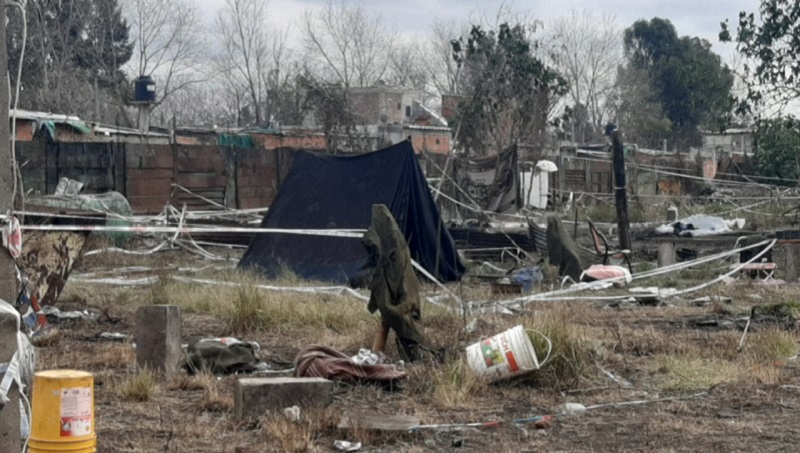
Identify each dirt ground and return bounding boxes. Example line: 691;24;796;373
32;245;800;453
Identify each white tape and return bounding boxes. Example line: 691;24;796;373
19;223;366;237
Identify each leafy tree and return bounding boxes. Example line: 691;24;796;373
450;23;568;156
609;65;672;149
622;18;734;148
720;0;800;113
6;0;133;122
753;118;800;186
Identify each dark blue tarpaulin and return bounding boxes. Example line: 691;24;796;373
238;140;464;283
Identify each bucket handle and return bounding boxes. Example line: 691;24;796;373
525;329;553;369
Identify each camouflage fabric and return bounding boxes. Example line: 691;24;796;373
362;205;427;356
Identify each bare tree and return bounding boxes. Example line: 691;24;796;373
301;0;396;88
548;10;622;142
125;0;208;107
216;0;291;126
420;21;466;97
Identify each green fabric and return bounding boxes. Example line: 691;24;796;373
546;216;584;281
362;204;427;349
218;133;254;148
66;121;92;134
183;340;259;375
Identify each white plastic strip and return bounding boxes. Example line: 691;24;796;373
19;224;365;237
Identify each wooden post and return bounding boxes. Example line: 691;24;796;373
0;3;21;448
610;130;632;252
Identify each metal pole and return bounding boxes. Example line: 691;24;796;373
611;130;632;252
0;0;21;448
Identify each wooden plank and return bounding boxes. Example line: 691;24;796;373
127;168;173;180
127;178;173;196
175;147;225;172
129;196;171;214
174;173;228;189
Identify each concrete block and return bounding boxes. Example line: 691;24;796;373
135;305;181;374
782;243;800;282
657;241;677;268
234;377;333;420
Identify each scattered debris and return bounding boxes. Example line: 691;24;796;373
294;345;406;383
41;306;97;322
599;367;633;387
333;440;362;452
184;338;260;375
283;405;301;422
692;296;733;307
339;414;420;432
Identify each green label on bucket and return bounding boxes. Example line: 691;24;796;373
481;339;505;367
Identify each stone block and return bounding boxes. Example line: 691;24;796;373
234;377;333;420
135;305;181;374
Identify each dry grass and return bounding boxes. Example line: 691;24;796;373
118;367;159;402
261;408;339;453
44;244;800;451
430;357;489;409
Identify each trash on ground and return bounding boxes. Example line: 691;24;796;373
655;214;746;237
339;414;420;432
294;345;406;383
466;325;552;382
510;267;544;292
556;403;587;415
350;349;388;366
581;265;632;286
283;405;301;421
692;295;733;306
183;338;260;375
333;440;362;452
41;305;97;322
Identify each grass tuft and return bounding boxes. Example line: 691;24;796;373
118;368;158;402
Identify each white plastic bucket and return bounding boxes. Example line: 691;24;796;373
466;325;552;382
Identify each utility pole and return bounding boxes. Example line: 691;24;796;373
610;129;632;252
0;0;21;449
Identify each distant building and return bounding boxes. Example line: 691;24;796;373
701;128;754;156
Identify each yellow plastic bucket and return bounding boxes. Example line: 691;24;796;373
466;325;552;382
29;370;96;453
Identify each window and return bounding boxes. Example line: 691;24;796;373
435;138;440;145
397;102;401;110
405;106;411;117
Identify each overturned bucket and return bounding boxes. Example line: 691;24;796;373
466;325;552;382
29;370;96;453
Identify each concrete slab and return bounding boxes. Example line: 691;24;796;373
234;377;333;420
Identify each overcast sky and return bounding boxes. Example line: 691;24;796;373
195;0;755;61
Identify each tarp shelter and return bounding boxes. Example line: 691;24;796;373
239;141;465;283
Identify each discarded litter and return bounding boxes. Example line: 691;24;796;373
556;403;587;415
183;338;260;375
333;440;362;452
691;296;733;307
465;325;551;382
98;332;127;341
283;406;301;422
295;345;406;383
41;306;96;322
510;267;544;292
350;349;388;366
